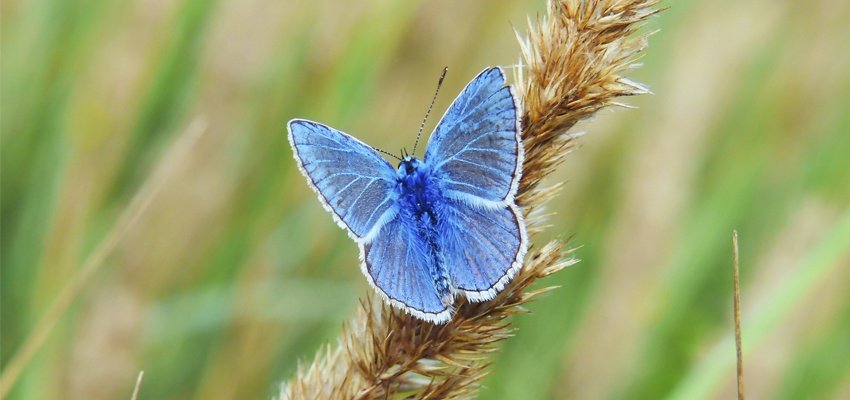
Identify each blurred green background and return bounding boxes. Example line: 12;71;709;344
2;0;849;398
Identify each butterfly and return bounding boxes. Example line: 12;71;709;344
287;67;527;324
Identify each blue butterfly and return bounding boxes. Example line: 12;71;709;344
287;67;527;323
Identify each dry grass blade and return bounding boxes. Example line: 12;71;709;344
279;1;660;398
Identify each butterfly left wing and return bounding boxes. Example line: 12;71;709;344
361;216;452;323
439;199;528;301
424;67;522;206
288;119;398;242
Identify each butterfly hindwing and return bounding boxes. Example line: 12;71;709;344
425;67;522;206
440;199;527;301
361;216;451;323
288;119;398;242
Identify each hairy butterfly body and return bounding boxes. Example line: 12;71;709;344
287;67;526;323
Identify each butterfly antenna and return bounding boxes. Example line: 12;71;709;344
413;66;448;156
372;146;402;161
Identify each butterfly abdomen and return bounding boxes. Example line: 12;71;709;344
416;211;453;306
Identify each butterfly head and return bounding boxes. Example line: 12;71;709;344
397;156;425;177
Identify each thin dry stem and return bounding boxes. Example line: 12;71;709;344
280;1;660;398
733;231;745;400
130;371;145;400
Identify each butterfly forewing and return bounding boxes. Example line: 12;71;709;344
288;119;398;241
425;67;522;206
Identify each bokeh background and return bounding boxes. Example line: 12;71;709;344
2;0;849;399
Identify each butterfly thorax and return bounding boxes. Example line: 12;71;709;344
396;157;440;217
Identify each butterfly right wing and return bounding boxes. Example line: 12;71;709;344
288;119;398;242
360;216;452;323
424;67;522;207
